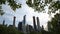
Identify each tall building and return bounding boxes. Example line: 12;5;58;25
41;25;44;31
23;15;26;24
26;24;34;34
13;16;16;27
22;15;26;34
3;20;5;25
18;22;22;31
2;20;7;27
37;17;41;31
33;16;37;31
26;24;30;34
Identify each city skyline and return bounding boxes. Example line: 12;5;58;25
0;0;60;34
0;0;52;30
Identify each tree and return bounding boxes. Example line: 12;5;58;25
0;24;24;34
0;0;21;15
26;0;60;14
47;13;60;34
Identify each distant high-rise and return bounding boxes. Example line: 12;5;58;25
23;15;26;24
42;25;44;30
3;20;5;25
33;16;37;31
37;17;40;31
26;24;34;34
18;22;22;31
13;16;16;27
26;24;30;34
26;24;34;32
22;15;26;34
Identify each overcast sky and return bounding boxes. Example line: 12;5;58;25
0;0;54;30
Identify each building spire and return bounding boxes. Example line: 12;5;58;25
33;16;37;31
37;17;40;31
23;15;26;24
3;20;5;25
22;15;27;34
13;16;16;27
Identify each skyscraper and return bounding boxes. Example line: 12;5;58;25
33;16;37;31
26;24;34;32
3;20;5;25
22;15;26;34
37;17;40;31
42;25;44;30
13;16;16;27
18;22;22;31
23;15;26;24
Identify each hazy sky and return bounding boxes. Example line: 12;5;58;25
0;0;52;29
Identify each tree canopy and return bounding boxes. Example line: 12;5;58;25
0;24;24;34
0;0;60;15
26;0;60;14
48;13;60;34
0;0;21;15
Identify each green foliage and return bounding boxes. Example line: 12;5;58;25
26;0;60;14
49;1;60;13
0;0;21;15
0;10;5;16
0;5;5;16
45;0;52;4
26;0;33;7
0;0;6;4
30;31;42;34
0;0;21;11
26;0;45;12
0;25;23;34
48;13;60;34
51;1;60;9
7;0;21;11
